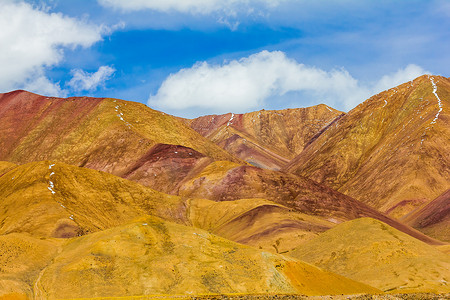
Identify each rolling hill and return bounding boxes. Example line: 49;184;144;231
0;162;380;298
179;160;442;247
290;218;450;293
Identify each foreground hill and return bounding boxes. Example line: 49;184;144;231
184;105;342;170
0;90;240;194
290;218;450;293
33;216;379;298
0;162;380;298
285;75;450;219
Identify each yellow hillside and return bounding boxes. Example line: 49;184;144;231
35;216;379;298
0;233;63;297
0;161;186;238
290;218;450;293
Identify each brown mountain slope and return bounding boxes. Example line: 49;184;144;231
403;189;450;242
290;218;450;293
184;105;342;170
0;90;240;194
285;75;450;218
179;161;443;246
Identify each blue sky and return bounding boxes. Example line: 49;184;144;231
1;0;449;117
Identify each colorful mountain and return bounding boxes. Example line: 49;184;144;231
285;75;450;219
0;90;240;194
184;105;342;170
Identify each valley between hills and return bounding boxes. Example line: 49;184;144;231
0;75;448;299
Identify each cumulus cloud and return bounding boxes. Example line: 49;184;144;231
98;0;283;15
67;66;116;92
0;0;104;96
372;64;428;94
148;51;427;114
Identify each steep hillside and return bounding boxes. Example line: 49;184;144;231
285;75;450;218
185;105;342;170
0;161;187;238
290;218;450;293
0;90;240;194
34;216;379;299
179;161;442;246
403;189;450;242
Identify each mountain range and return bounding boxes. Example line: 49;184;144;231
0;74;448;299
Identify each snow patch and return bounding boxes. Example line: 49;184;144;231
49;164;55;169
383;100;388;108
114;104;132;128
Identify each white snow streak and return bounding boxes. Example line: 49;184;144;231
48;164;56;194
429;77;442;125
383;100;388;108
227;113;235;127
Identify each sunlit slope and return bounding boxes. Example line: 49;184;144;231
188;198;334;253
179;161;442;245
0;161;187;238
35;216;379;298
285;75;450;218
185;105;342;170
0;90;240;192
0;233;63;298
403;189;450;242
0;161;16;175
290;218;450;293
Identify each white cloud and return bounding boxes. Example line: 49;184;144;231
98;0;283;15
0;0;105;96
67;66;116;92
372;64;428;94
148;51;427;115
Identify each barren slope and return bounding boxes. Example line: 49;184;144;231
185;105;342;170
290;218;450;293
285;75;450;218
0;90;240;194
